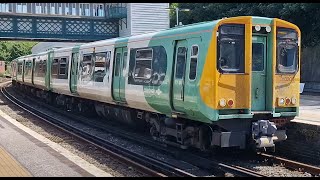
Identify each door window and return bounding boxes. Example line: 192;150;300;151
252;43;264;71
175;47;186;79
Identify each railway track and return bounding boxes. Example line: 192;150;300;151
1;82;197;177
3;82;269;177
257;152;320;177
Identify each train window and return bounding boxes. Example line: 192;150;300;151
276;28;298;74
39;60;42;73
81;54;93;82
252;43;264;71
94;52;107;82
43;60;47;74
122;52;128;75
114;53;121;76
59;57;68;78
134;48;153;79
217;24;245;73
25;61;31;76
189;45;198;80
128;46;167;86
52;58;59;77
18;62;22;75
175;47;186;79
105;51;111;80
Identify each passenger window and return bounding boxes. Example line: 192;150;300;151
175;47;186;79
25;61;31;76
134;49;153;79
81;54;93;81
105;51;111;78
37;60;42;77
189;45;198;80
18;62;22;75
59;57;68;76
122;52;128;75
52;58;59;77
43;60;47;74
94;52;106;82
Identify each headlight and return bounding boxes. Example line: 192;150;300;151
219;99;226;107
278;98;285;106
291;97;297;105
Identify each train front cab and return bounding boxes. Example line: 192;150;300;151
201;16;300;149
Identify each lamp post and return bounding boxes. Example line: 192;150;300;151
166;7;190;26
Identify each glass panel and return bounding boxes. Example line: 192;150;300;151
94;53;106;82
0;3;9;12
115;53;121;76
43;60;47;74
134;49;153;79
175;47;186;79
81;55;93;81
52;58;59;76
105;51;111;77
80;3;90;16
122;52;128;75
134;60;152;79
16;3;27;13
59;57;67;75
217;24;245;73
276;28;298;73
252;43;264;71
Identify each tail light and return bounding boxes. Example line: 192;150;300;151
227;99;234;107
285;98;291;105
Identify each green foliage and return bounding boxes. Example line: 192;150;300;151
170;3;320;48
0;41;37;62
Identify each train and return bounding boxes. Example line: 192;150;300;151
11;16;301;151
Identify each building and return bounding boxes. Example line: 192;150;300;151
17;3;170;54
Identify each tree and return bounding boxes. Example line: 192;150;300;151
170;3;320;48
0;41;37;62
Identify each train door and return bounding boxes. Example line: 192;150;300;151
251;36;267;111
172;40;188;112
112;47;127;102
46;50;54;90
70;46;80;94
22;60;25;83
32;58;36;85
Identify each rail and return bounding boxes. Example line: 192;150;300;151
1;83;196;177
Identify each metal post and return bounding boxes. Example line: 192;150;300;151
176;7;179;26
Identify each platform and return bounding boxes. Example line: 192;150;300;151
0;146;31;177
292;94;320;126
0;109;112;177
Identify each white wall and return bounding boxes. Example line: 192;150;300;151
119;3;169;37
130;3;169;36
